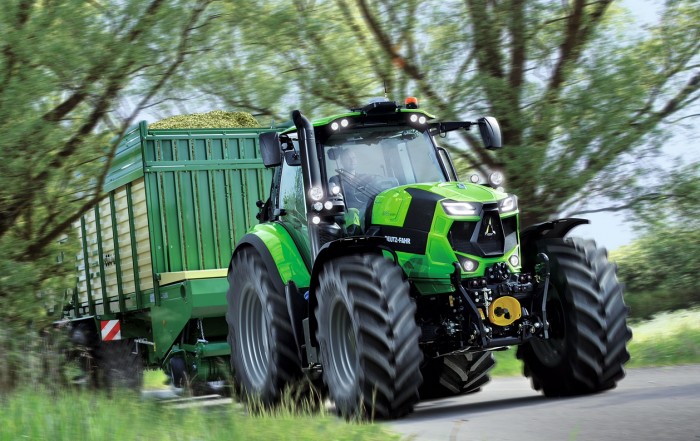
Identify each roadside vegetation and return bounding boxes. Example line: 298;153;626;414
0;390;398;441
493;308;700;376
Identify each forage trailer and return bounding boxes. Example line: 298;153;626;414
63;121;272;389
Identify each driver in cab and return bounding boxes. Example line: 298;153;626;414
329;149;362;210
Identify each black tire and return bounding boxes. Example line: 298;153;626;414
315;253;422;419
517;237;631;396
226;247;300;405
170;356;187;388
419;351;495;399
94;339;143;391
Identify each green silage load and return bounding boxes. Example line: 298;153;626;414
149;110;260;129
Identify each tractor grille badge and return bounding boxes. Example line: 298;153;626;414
484;218;496;237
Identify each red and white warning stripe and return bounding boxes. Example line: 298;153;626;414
100;320;122;341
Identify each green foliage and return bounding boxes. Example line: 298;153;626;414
177;0;700;225
613;226;700;319
612;163;700;319
149;110;260;129
0;0;219;392
493;308;700;374
627;308;700;367
0;390;398;441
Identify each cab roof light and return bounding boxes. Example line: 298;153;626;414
405;97;419;109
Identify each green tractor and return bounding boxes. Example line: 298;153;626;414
226;99;631;419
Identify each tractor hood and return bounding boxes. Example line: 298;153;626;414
368;181;520;282
370;181;513;228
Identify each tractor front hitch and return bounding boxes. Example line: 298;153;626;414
451;262;488;347
533;252;551;339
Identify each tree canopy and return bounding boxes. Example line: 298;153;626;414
1;0;698;305
180;0;700;225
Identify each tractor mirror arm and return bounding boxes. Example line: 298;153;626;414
429;121;475;137
429;117;502;149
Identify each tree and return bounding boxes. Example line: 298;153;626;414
612;162;700;318
182;0;699;226
0;0;217;390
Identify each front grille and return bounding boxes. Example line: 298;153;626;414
476;209;504;255
448;210;518;257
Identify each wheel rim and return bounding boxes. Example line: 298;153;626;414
238;284;269;388
328;299;357;390
531;284;567;367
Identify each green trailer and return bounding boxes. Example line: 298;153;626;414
64;121;272;389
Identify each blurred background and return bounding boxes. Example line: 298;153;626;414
0;0;698;393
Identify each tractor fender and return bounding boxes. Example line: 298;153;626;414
306;236;389;347
230;223;311;291
520;218;589;269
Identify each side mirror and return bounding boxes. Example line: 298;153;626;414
477;117;502;150
259;132;282;167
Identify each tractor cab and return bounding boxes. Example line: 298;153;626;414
259;99;502;253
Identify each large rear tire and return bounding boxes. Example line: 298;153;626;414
226;247;300;405
517;238;631;396
315;253;422;419
419;351;495;399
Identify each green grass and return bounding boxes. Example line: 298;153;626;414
144;369;170;390
6;309;696;441
0;389;398;441
492;308;700;376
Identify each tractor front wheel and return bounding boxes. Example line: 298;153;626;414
517;238;631;396
315;253;422;419
419;351;495;399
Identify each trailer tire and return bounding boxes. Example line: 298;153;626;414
316;253;422;419
226;247;300;405
95;339;143;391
419;351;495;399
517;238;631;396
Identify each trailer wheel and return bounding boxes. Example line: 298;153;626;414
315;253;422;419
226;247;300;405
517;238;631;396
95;339;143;391
419;351;495;399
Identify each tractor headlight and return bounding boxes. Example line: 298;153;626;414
508;254;520;267
488;171;504;187
498;195;517;213
462;257;479;272
309;186;324;201
441;201;480;216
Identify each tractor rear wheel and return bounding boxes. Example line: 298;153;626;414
226;247;300;405
419;351;495;399
315;253;422;419
517;238;631;396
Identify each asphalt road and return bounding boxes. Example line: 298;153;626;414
389;365;700;441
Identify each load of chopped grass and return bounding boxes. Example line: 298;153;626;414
149;110;260;129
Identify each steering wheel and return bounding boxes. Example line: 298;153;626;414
335;170;398;204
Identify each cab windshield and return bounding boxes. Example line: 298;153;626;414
323;126;446;211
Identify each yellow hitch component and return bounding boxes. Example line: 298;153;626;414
488;296;522;327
